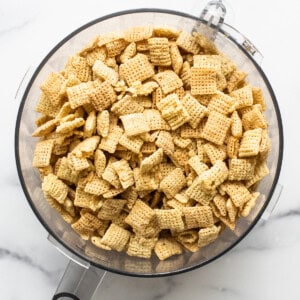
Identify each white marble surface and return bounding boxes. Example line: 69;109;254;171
1;0;300;299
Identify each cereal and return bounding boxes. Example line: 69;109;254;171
153;70;183;94
156;93;190;130
201;111;231;145
191;68;217;95
148;37;171;66
32;26;271;260
119;53;154;86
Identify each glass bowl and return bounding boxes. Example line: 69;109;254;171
15;9;283;277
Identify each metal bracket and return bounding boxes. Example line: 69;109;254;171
198;0;227;40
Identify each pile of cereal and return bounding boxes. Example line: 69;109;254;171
32;26;271;260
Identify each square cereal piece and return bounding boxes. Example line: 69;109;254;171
74;187;99;211
92;60;119;85
100;224;131;252
88;80;117;112
219;53;236;76
159;163;177;179
119;133;144;154
193;32;219;54
125;200;155;230
143;109;169;131
133;168;158;191
65;55;92;82
170;42;183;74
183;206;214;229
155;209;184;231
185;177;216;205
119;53;155;86
227;70;247;93
169;148;190;168
111;95;144;116
67;153;89;171
198;225;221;247
153;70;183;94
120;42;137;63
127;235;158;259
176;31;201;54
230;85;253;110
141;142;157;154
101;157;122;189
42;174;68;204
227;136;240;158
84;174;111;195
99;125;124;153
238;128;262;157
221;181;251;207
32;139;54;168
120;113;150;136
188;156;209;176
140;148;164;173
240;192;260;217
245;160;269;188
71;136;100;157
56;157;79;184
207;92;235;115
71;212;101;239
193;55;221;73
40;72;65;106
199;160;228;192
252;87;266;111
35;93;61;118
154;238;182;261
98;199;127;220
159;168;186;198
148;37;171;66
180;61;191;88
228;158;256;181
201;111;231;145
156;94;190;130
242;106;268;130
191;68;217;95
112;159;134;189
181;93;208;128
67;82;92;109
180;123;203;139
124;26;153;42
203;143;227;165
105;38;127;57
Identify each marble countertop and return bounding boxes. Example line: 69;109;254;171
1;0;299;299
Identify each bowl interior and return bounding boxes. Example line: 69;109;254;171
15;9;283;276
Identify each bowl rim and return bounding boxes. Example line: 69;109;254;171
14;8;284;277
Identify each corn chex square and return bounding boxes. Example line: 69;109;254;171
191;68;217;95
153;70;183;94
120;113;150;136
201;111;231;145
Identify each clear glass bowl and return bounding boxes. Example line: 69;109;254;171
15;9;283;277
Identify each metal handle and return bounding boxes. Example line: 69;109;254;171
53;259;106;300
48;235;107;300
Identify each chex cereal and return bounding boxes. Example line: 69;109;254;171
32;25;271;260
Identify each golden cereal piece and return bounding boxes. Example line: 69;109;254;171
239;128;262;157
183;206;214;229
127;235;157;258
88;80;117;112
198;225;221;247
120;113;150;136
154;237;182;261
148;37;171;66
119;53;154;86
176;31;201;54
191;68;217;95
207;92;235;115
32;140;54;168
153;70;183;94
155;209;184;231
42;173;68;204
201;111;231;145
182;93;208;129
40;72;65;106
